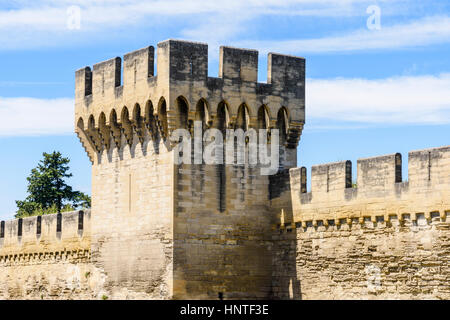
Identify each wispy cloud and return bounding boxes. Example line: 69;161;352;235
0;0;378;30
307;73;450;127
0;0;429;51
2;0;388;21
0;97;73;136
238;15;450;54
1;73;449;136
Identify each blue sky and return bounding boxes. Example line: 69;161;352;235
0;0;449;219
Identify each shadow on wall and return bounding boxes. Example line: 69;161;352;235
269;169;302;300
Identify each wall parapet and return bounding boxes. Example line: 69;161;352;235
288;146;449;223
273;205;450;300
279;210;449;231
75;40;306;163
75;40;305;105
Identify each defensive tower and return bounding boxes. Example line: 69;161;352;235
75;39;305;299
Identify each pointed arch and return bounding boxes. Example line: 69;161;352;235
214;101;230;133
132;103;145;142
235;103;250;131
75;116;95;163
109;108;118;125
132;103;142;124
145;100;157;138
195;98;210;129
87;114;101;152
77;117;85;131
157;97;168;138
120;106;130;123
175;96;189;130
88;114;96;130
109;108;121;147
257;105;270;130
98;112;110;150
121;106;133;145
98;112;106;126
277;107;289;143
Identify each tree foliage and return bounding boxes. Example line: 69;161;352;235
15;151;90;218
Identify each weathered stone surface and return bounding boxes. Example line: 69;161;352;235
73;39;303;299
273;145;450;300
273;217;450;300
0;40;448;300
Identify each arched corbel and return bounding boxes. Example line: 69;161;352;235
120;107;133;146
132;104;145;144
144;100;157;140
98;112;111;151
76;117;95;163
109;109;122;148
87;115;102;152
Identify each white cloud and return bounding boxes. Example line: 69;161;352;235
0;73;449;137
0;97;74;136
0;0;420;50
307;73;450;126
238;15;450;54
0;0;377;30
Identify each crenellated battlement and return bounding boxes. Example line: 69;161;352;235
286;146;450;224
0;210;91;257
75;40;305;103
75;40;305;163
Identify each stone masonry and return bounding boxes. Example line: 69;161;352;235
0;40;448;299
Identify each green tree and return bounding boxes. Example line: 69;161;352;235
15;151;91;218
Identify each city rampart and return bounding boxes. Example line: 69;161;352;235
272;146;450;299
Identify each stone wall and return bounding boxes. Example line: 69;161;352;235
273;215;450;299
173;162;275;299
75;40;305;165
0;210;99;299
1;40;448;300
271;145;450;299
89;137;174;299
289;146;449;224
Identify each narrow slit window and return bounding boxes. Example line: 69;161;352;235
428;151;432;181
36;216;41;235
189;57;193;76
300;167;307;194
218;164;226;212
57;213;62;233
395;153;402;183
18;218;23;237
78;211;84;231
345;160;352;188
0;221;4;238
326;166;330;192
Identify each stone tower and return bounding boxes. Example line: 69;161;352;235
75;40;305;299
